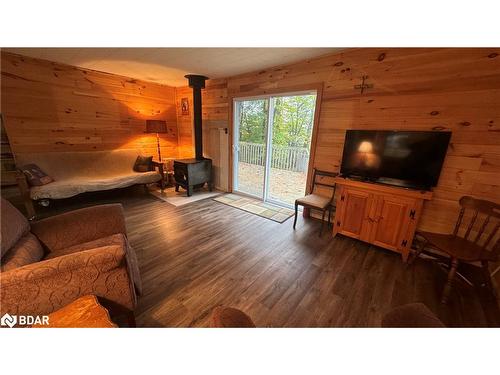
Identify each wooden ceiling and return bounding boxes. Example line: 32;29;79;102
3;48;341;87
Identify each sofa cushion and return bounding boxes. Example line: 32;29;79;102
1;233;45;272
44;233;142;295
1;198;30;258
133;155;153;172
20;164;54;186
29;171;161;200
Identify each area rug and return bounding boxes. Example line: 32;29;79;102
149;186;222;207
213;194;294;223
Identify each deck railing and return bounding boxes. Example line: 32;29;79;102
238;142;309;172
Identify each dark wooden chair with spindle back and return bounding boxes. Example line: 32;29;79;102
293;168;338;236
410;196;500;304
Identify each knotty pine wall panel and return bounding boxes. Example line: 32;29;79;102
1;52;179;158
174;85;195;159
222;48;500;236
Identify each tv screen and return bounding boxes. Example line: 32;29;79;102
340;130;451;190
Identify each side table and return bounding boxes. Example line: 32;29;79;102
32;295;117;328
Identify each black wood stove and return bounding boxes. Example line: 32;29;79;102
174;74;213;196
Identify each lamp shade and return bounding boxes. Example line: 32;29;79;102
358;141;373;153
146;120;168;133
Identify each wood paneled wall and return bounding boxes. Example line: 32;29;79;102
1;49;499;286
220;48;500;235
1;52;179;158
174;86;195;159
3;48;498;235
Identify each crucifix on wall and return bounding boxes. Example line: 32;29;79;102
354;75;374;94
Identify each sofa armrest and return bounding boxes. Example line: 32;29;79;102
0;244;136;319
30;204;127;252
15;170;36;219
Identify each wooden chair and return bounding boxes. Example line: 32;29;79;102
410;196;499;304
293;168;338;236
381;303;445;328
209;306;256;328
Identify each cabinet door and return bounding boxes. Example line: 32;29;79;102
369;194;416;252
336;187;374;240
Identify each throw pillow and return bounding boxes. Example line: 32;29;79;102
133;155;153;172
20;164;54;186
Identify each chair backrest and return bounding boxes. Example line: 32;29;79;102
453;196;500;256
309;168;338;201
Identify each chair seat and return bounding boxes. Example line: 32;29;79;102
419;231;498;262
295;194;331;209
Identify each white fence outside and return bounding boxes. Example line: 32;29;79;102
238;142;309;172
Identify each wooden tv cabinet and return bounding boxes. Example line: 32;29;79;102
332;177;432;262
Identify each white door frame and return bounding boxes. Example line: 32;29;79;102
232;100;241;193
262;97;275;202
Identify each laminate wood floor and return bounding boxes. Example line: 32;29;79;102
28;187;500;327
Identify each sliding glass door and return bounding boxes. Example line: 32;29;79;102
233;92;316;208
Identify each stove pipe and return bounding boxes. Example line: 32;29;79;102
185;74;208;160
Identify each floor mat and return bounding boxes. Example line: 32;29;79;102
213;194;294;223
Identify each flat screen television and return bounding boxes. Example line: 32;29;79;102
339;130;451;190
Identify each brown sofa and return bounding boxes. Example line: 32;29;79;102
0;198;142;323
